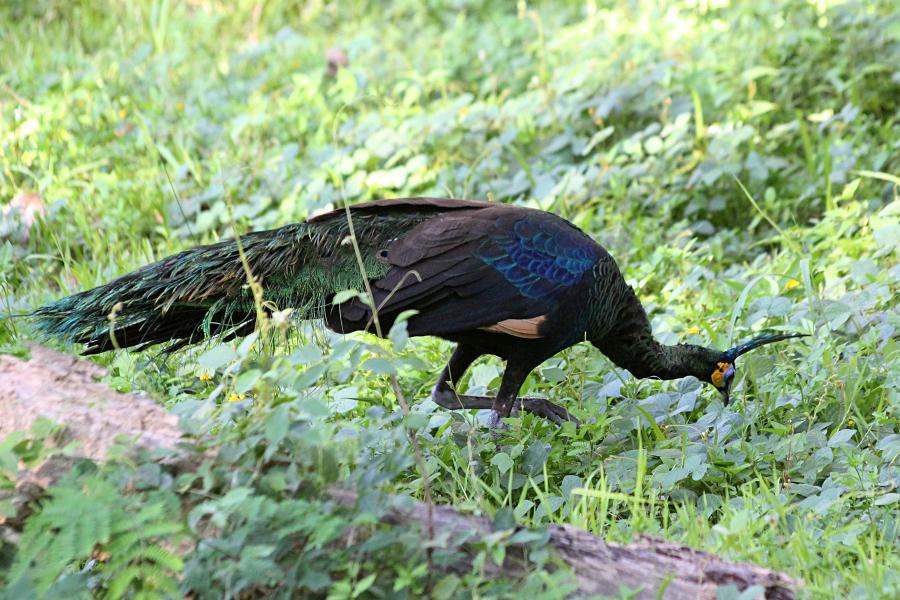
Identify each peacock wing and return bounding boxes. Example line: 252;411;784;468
338;206;605;337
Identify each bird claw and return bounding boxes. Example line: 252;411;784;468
486;400;579;432
516;398;580;426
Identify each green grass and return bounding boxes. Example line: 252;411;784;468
1;0;898;598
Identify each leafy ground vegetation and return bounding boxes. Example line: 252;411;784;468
1;0;898;597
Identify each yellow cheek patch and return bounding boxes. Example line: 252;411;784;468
711;362;731;388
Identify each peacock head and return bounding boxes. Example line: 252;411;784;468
706;332;807;404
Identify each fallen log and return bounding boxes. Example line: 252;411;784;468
0;343;181;460
0;344;800;598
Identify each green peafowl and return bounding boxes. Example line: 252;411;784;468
33;198;804;425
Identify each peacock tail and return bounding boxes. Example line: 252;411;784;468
33;201;465;354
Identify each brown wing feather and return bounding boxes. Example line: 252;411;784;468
479;316;548;339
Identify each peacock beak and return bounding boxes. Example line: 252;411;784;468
720;364;735;405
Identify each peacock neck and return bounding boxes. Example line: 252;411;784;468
585;259;721;381
597;335;719;381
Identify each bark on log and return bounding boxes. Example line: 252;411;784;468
0;344;801;599
330;488;797;600
0;343;181;461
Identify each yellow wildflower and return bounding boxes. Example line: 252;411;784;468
228;393;247;403
784;279;800;291
685;326;700;335
198;371;211;383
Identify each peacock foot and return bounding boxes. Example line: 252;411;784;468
515;398;580;426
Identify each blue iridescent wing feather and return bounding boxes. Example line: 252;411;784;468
477;216;598;300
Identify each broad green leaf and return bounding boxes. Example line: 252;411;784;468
491;452;513;475
197;344;238;371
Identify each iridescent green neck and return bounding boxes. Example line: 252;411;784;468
597;335;721;381
585;260;722;381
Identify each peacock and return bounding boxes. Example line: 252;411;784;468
33;198;804;425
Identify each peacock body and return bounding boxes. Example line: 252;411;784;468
34;198;802;424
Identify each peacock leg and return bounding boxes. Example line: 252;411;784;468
431;347;578;425
431;345;487;409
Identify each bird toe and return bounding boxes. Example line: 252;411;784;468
521;398;579;426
